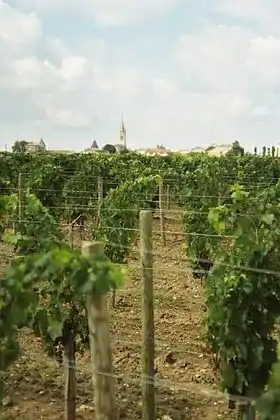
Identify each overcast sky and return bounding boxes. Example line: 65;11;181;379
1;0;280;152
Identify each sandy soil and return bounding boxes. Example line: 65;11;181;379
1;214;237;419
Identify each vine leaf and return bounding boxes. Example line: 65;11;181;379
261;214;274;225
48;320;64;341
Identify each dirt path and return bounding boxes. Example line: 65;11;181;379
1;214;236;419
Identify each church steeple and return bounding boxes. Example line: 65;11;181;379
119;113;127;147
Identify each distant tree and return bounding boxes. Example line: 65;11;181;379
263;146;266;156
254;147;257;155
227;140;244;156
115;144;128;154
119;147;129;155
102;144;116;154
12;140;28;153
206;145;215;152
272;146;276;157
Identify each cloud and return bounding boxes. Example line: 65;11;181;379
11;57;58;90
213;0;280;36
9;0;181;26
175;25;280;95
0;1;41;42
60;56;92;90
87;0;180;26
252;106;270;117
214;0;277;21
214;0;267;18
246;36;280;86
175;25;252;93
1;0;280;151
174;24;280;119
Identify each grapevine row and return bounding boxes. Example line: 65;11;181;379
2;152;280;418
0;192;124;400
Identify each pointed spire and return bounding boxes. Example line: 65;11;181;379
119;112;127;147
120;112;125;131
91;140;98;149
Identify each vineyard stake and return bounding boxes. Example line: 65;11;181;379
159;183;166;246
140;210;155;420
82;241;117;420
66;215;85;420
166;185;170;210
64;328;76;420
68;224;74;250
69;214;83;249
97;177;103;226
238;401;256;420
18;172;23;223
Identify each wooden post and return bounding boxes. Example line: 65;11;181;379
97;177;103;226
69;214;83;249
69;224;74;250
66;218;84;420
166;185;170;210
238;400;256;420
18;172;23;222
140;211;155;420
82;241;117;420
112;290;116;308
158;183;166;246
64;327;76;420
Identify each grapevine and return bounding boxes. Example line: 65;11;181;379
93;174;161;263
0;247;124;399
62;160;99;224
206;183;280;414
4;192;64;255
256;344;280;419
1;150;280;411
1;152;280;225
0;191;125;401
179;156;237;274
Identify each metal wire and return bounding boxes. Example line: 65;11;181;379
3;219;280;277
17;352;254;405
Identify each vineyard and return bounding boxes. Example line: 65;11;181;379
1;152;280;419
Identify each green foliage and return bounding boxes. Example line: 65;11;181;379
21;247;123;357
12;140;28;153
178;154;280;275
0;195;15;238
0;247;124;397
25;163;66;219
94;175;160;263
2;150;280;407
62;161;99;223
0;191;124;400
1;151;280;225
206;183;280;402
256;345;280;419
179;156;237;268
0;258;37;398
4;192;63;255
227;140;244;157
103;144;116;154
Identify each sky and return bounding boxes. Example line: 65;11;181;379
1;1;280;152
